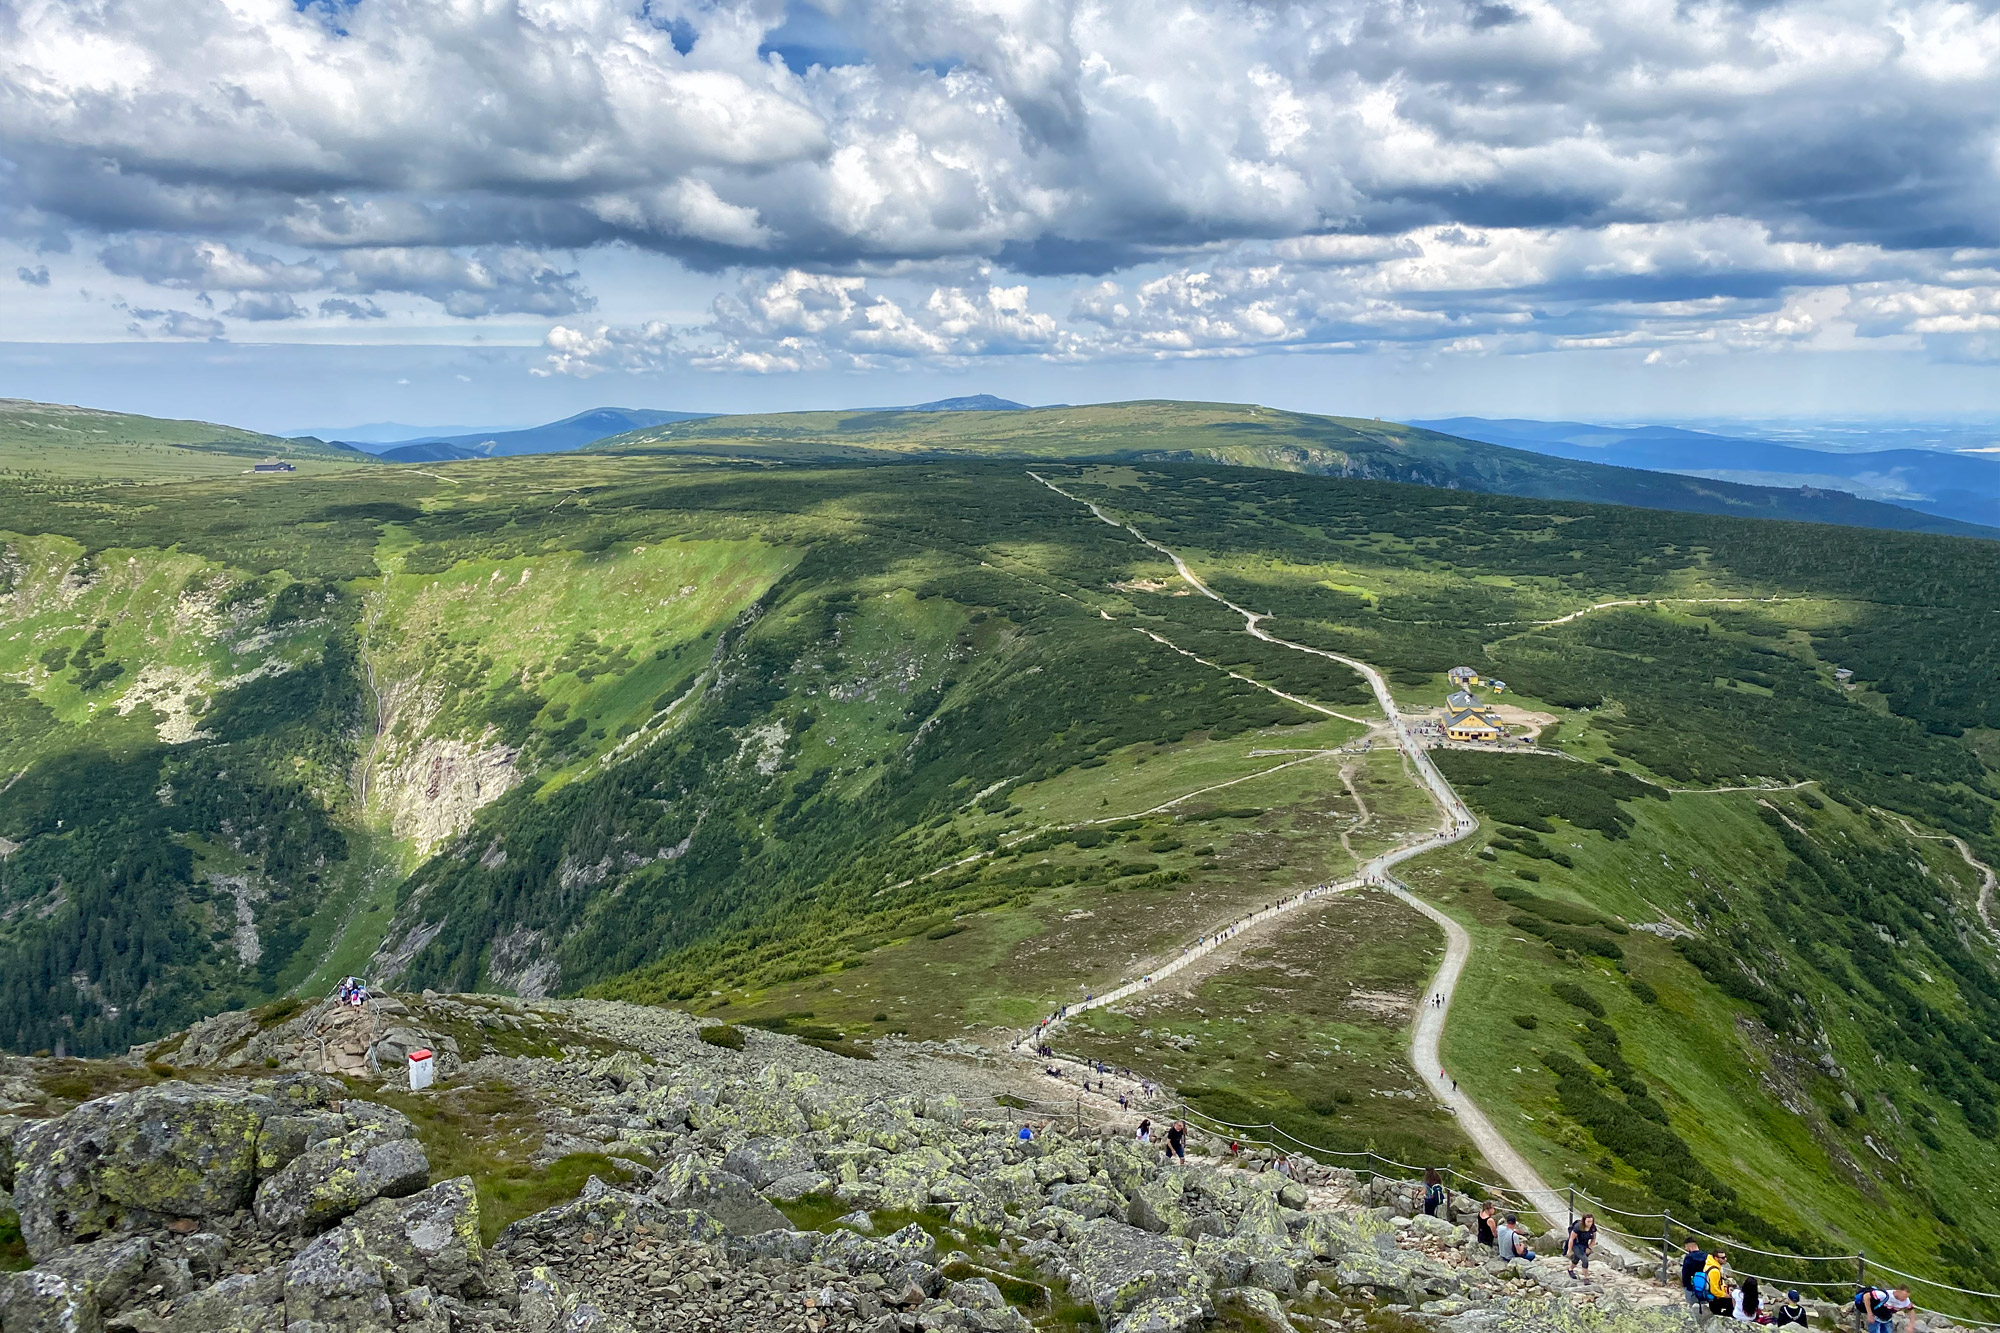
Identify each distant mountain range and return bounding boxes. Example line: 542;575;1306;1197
1417;417;2000;530
306;397;1035;462
335;408;714;462
593;400;1996;539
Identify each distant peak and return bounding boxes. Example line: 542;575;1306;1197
887;395;1030;412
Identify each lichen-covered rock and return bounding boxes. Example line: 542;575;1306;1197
1192;1234;1258;1287
281;1177;482;1333
978;1162;1043;1214
158;1269;285;1333
1049;1182;1127;1221
253;1113;348;1177
1443;1297;1703;1333
498;1175;723;1249
253;1134;430;1234
12;1083;271;1257
1231;1191;1290;1248
762;1170;833;1202
1068;1218;1212;1333
1222;1285;1292;1332
1296;1208;1395;1260
949;1194;1009;1233
281;1221;395;1333
0;1116;21;1192
1408;1213;1463;1242
723;1137;818;1188
812;1221;940;1293
654;1155;788;1235
2;1269;102;1333
32;1234;153;1315
170;1010;261;1069
1125;1179;1192;1236
515;1265;638;1333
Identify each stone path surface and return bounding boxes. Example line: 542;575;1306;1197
1384;879;1638;1263
1023;468;1636;1253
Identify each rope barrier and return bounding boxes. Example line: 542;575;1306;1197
1862;1261;2000;1302
1567;1191;1668;1220
1168;1097;2000;1317
1666;1218;1860;1264
1130;1094;2000;1327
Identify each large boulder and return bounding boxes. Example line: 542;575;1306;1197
0;1269;101;1333
497;1176;723;1250
722;1138;818;1188
1068;1218;1212;1333
1050;1182;1128;1222
1230;1192;1291;1248
654;1156;787;1235
1125;1179;1192;1237
27;1234;154;1314
253;1113;348;1177
1296;1209;1396;1261
253;1134;430;1234
811;1222;940;1295
12;1083;271;1257
170;1010;262;1068
281;1177;482;1333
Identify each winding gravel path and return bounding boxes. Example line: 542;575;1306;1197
1025;469;1641;1251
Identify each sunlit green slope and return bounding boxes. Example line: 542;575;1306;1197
0;399;370;481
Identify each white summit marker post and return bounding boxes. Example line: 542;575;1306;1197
408;1048;435;1091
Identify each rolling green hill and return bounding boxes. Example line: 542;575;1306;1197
0;401;1994;1293
594;400;1997;538
0;399;371;481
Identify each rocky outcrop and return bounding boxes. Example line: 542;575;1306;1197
278;1177;483;1333
12;1082;273;1255
1067;1219;1213;1333
7;994;1902;1333
254;1134;430;1234
220;999;462;1083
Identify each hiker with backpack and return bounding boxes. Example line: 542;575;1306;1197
1422;1168;1445;1217
1564;1213;1598;1281
1692;1249;1732;1318
1680;1240;1710;1310
1857;1285;1914;1333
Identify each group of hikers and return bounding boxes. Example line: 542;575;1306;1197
1679;1240;1913;1328
334;976;370;1007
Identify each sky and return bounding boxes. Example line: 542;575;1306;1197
4;0;2000;435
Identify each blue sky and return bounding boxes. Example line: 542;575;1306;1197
5;0;2000;432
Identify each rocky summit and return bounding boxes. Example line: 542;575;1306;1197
0;995;1946;1333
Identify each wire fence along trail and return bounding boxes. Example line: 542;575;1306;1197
1131;1102;2000;1327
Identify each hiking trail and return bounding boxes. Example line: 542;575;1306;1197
1024;469;1637;1254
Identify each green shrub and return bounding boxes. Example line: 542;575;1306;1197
698;1024;745;1050
1550;981;1605;1017
1511;1014;1539;1030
